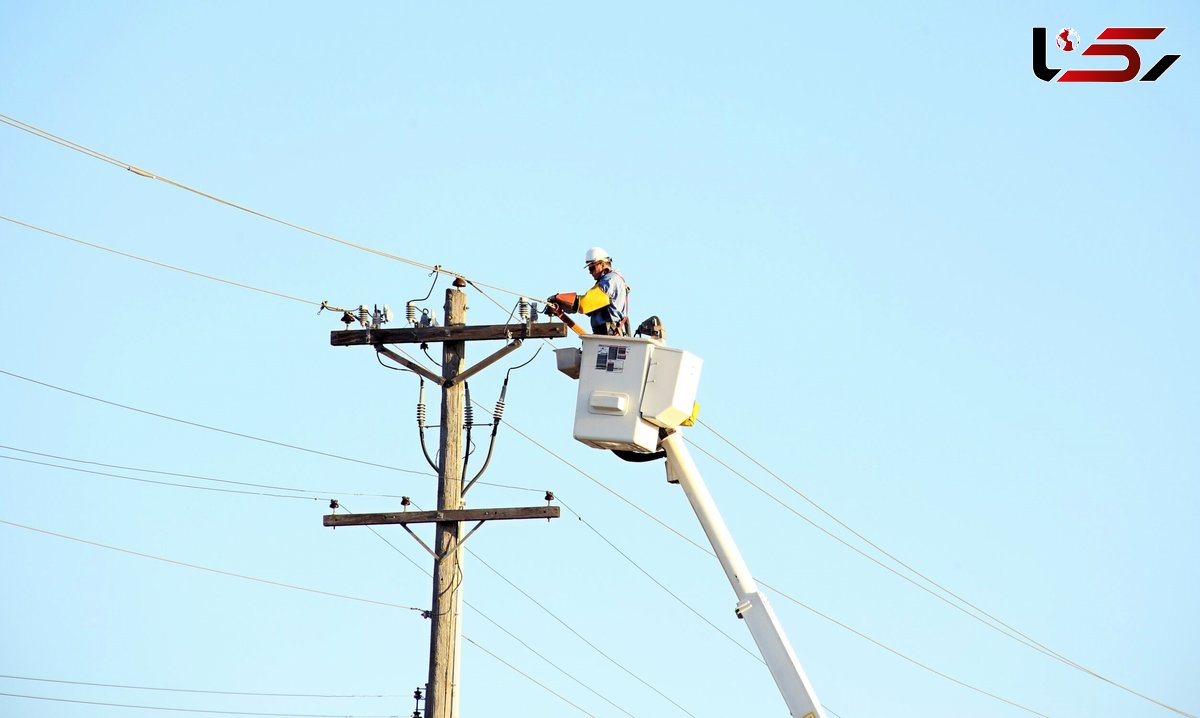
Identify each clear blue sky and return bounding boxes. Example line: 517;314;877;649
2;2;1197;717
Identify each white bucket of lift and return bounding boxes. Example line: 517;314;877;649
571;335;702;453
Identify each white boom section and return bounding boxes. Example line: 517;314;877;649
661;433;826;718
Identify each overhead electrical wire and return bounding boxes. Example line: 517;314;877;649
0;112;532;303
755;578;1053;718
335;503;648;718
495;423;1057;718
0;691;402;718
470;541;706;716
0;673;406;699
544;496;761;662
420;282;1197;718
691;426;1198;718
0;215;320;306
4;509;620;718
5;114;1188;717
682;437;1051;646
0;369;433;478
0;519;428;614
0;445;410;500
0;240;1121;718
455;349;1054;718
458;638;597;718
1;454;331;502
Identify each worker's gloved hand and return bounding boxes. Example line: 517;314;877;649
546;293;580;313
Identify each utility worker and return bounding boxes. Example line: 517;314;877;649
547;247;630;336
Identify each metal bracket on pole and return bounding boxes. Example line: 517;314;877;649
446;339;522;387
376;345;444;385
402;524;438;559
459;520;487;547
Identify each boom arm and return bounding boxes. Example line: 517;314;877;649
661;432;826;718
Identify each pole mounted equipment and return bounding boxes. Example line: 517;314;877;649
322;283;567;718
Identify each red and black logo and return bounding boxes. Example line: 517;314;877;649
1033;27;1181;82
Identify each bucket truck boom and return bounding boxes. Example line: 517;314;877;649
557;334;826;718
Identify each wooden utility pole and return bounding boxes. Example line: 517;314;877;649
324;284;567;718
431;287;466;718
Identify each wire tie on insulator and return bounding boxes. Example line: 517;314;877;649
544;491;554;504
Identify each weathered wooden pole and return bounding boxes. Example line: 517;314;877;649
427;286;466;718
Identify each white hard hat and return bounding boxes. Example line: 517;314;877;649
584;246;611;266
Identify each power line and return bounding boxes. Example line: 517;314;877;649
494;421;1067;718
0;113;535;304
694;423;1199;718
0;232;1136;718
0;518;427;614
0;214;320;306
0;691;401;717
4;199;1176;715
4;112;1183;717
4;515;612;717
549;496;761;663
756;579;1054;718
682;437;1051;649
0;368;433;477
0;444;410;500
469;541;702;716
0;674;405;699
336;503;646;718
459;638;597;718
1;454;329;502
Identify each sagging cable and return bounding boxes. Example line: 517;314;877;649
415;379;438;472
462;345;542;496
